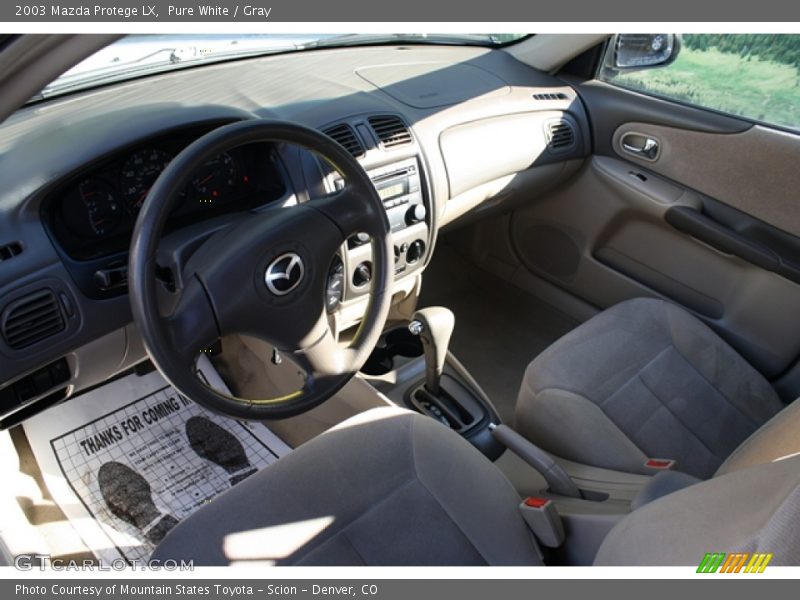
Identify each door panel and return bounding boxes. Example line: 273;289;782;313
508;155;800;378
577;80;751;155
611;121;800;238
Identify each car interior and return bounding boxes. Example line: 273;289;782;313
0;32;799;567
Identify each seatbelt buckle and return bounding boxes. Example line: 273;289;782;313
519;496;565;548
644;458;676;471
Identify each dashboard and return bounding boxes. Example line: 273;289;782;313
0;42;589;428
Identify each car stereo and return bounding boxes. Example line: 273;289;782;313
366;156;426;232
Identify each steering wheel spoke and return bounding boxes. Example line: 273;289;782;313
308;186;386;240
164;275;220;365
293;327;357;391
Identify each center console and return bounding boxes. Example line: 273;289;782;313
338;155;430;301
311;114;433;325
360;307;504;459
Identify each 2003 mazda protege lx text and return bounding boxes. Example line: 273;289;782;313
0;33;798;568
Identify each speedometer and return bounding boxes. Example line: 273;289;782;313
120;149;173;212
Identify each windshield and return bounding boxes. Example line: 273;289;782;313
36;33;528;101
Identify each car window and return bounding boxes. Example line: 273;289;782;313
599;34;800;131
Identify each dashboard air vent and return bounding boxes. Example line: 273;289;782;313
533;92;568;101
545;119;576;152
368;115;413;149
0;242;22;262
323;124;365;158
1;289;65;349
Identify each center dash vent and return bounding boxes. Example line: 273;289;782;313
545;119;576;153
533;92;568;101
368;115;413;149
323;124;365;158
1;289;65;350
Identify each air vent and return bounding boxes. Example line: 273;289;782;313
533;92;568;101
368;115;413;149
1;289;65;349
0;242;22;262
545;119;576;152
322;124;365;158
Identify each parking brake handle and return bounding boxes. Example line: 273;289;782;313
490;423;582;499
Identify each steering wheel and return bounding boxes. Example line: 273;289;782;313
128;120;393;419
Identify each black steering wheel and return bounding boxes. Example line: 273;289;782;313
128;120;393;419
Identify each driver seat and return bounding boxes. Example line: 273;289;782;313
152;407;800;565
153;407;542;566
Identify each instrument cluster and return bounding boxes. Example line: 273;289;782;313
45;128;286;260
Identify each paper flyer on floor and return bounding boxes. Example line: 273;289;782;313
23;357;291;565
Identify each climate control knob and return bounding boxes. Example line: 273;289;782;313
353;261;373;288
405;204;427;225
406;240;426;264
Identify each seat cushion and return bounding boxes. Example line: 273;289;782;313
515;298;783;479
152;407;542;566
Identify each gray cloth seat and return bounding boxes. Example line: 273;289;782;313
153;406;800;566
152;407;543;566
515;298;791;479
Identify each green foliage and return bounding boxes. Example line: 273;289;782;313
683;34;800;70
607;35;800;130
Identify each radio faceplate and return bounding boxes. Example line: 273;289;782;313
367;156;426;233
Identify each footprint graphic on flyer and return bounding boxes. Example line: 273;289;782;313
97;462;179;544
185;416;257;487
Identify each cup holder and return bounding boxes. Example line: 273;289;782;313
360;327;424;376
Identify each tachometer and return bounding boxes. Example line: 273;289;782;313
121;149;173;212
192;152;238;203
66;178;123;237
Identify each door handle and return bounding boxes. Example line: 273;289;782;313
621;133;660;160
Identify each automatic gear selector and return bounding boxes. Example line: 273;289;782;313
407;307;502;458
408;306;455;396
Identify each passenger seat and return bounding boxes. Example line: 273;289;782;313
515;298;799;480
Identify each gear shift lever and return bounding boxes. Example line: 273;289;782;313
409;307;455;396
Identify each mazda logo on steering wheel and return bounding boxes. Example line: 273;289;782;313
265;252;305;296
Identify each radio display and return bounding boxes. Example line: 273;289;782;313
378;182;406;201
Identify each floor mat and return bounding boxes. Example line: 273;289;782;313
22;356;291;565
420;244;579;424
